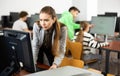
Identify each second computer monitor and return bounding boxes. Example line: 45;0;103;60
90;16;117;35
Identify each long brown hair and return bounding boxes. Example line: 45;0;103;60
40;6;60;56
75;21;89;43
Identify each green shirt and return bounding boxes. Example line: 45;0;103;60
59;11;80;40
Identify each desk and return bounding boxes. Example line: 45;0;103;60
25;66;104;76
14;63;50;76
100;40;120;76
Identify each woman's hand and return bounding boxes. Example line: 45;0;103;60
89;24;94;28
49;63;57;70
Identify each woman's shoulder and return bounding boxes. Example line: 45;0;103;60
59;22;67;29
33;22;41;30
60;25;67;33
59;22;67;36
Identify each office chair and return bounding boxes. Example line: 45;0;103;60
60;40;84;68
60;57;84;68
64;40;114;76
69;40;98;64
68;41;83;59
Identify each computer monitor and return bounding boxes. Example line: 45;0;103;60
26;17;32;30
0;31;20;76
1;16;10;28
29;14;39;28
90;16;117;35
56;14;61;19
97;14;105;17
97;14;120;33
3;29;36;73
115;17;120;32
105;12;118;17
10;12;19;22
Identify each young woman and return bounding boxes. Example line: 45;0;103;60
32;6;67;69
74;21;109;61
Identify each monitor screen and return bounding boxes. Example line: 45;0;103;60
56;14;61;19
90;16;116;35
10;12;19;22
29;14;39;27
3;29;36;73
1;16;10;28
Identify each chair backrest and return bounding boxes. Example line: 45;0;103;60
66;40;98;64
60;57;84;68
69;41;83;59
60;40;84;68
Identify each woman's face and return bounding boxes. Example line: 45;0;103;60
39;13;55;30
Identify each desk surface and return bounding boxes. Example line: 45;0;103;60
25;66;104;76
102;40;120;52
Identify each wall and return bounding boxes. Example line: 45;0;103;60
98;0;120;16
72;0;87;21
0;0;72;20
0;0;120;21
73;0;120;20
72;0;98;21
87;0;98;21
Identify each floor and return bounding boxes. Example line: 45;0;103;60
88;51;120;76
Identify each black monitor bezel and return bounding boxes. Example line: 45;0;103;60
3;29;36;73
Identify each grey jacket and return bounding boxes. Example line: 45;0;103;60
32;23;67;66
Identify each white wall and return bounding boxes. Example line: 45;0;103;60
0;0;72;20
1;0;120;21
73;0;120;21
72;0;87;21
98;0;120;16
87;0;98;21
72;0;98;21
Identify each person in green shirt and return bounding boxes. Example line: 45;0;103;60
59;6;80;40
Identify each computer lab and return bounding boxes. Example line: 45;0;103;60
0;0;120;76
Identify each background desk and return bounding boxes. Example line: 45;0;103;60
25;66;104;76
100;40;120;76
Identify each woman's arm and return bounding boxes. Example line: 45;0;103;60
32;23;40;64
88;39;109;48
51;26;67;68
87;33;109;48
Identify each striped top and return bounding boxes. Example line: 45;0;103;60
74;32;109;54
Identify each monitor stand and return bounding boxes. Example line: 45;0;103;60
105;35;108;42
